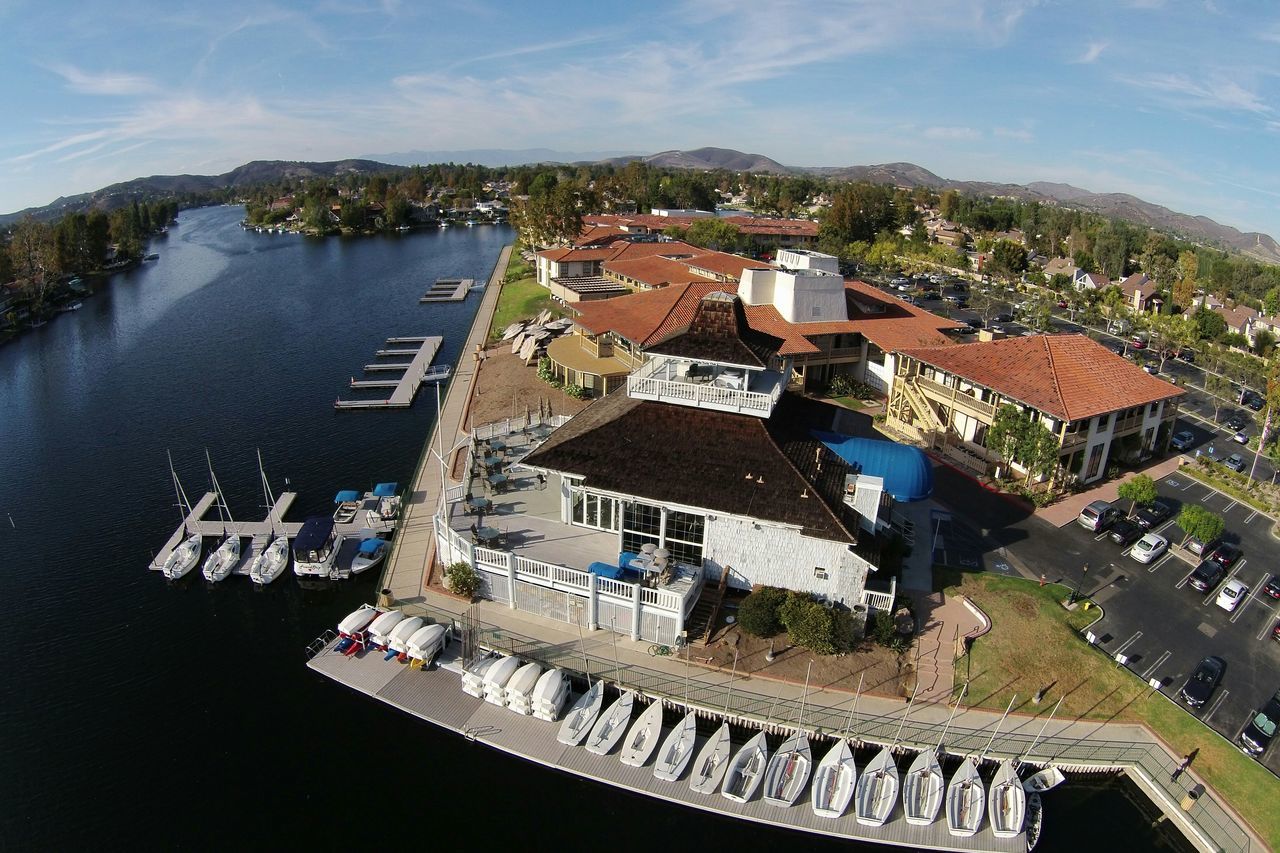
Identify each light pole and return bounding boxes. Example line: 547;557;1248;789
1069;562;1089;605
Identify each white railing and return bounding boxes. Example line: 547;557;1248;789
626;374;774;415
444;484;465;503
859;577;896;613
471;413;572;441
596;576;632;599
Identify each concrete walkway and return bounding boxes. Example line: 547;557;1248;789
1036;456;1184;528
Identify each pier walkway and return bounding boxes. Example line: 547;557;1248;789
335;335;442;410
148;491;298;573
420;277;473;303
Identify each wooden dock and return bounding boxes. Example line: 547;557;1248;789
309;642;1024;853
335;335;443;410
420;278;473;303
148;491;300;572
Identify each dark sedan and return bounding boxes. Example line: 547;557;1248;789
1265;575;1280;600
1226;413;1249;431
1210;543;1242;569
1108;518;1144;546
1135;500;1173;530
1179;656;1225;708
1188;560;1227;593
1239;689;1280;757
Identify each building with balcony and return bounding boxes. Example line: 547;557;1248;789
886;334;1184;485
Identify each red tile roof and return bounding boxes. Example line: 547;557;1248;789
572;282;724;346
898;334;1184;421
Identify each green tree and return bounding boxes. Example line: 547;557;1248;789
1117;473;1158;514
384;194;411;228
985;404;1060;483
1174;250;1197;311
684;218;743;252
1193;307;1227;341
1144;313;1196;371
939;189;961;221
821;183;895;244
1264;287;1280;317
1176;504;1224;548
1203;373;1233;422
989;239;1027;280
8;216;59;312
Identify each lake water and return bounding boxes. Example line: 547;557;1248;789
0;205;1188;851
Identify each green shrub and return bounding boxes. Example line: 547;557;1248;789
868;610;901;647
737;586;787;637
784;599;836;655
444;561;481;599
831;607;861;652
563;383;588;400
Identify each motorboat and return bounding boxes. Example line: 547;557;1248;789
721;730;769;803
162;532;202;579
333;490;361;524
762;730;812;807
249;535;290;584
531;669;570;721
902;750;944;825
372;482;400;523
854;746;899;827
1022;766;1066;793
481;655;522;706
619;698;665;767
350;537;389;575
462;652;499;698
689;723;732;794
385;616;425;660
585;691;634;755
946;757;985;837
292;516;344;578
811;738;857;818
653;711;698;782
504;662;544;715
988;759;1026;839
202;533;240;582
557;681;604;745
1025;791;1043;850
405;623;448;668
368;609;406;649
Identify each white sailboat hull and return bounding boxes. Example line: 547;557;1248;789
557;681;604;745
531;669;569;722
946;757;986;837
1022;766;1066;793
619;699;664;767
250;536;290;584
721;731;769;803
162;533;202;579
902;751;944;825
854;748;899;826
811;739;856;818
504;662;544;715
653;712;698;782
202;536;240;582
462;653;498;697
988;759;1026;839
762;732;812;807
689;724;732;794
585;691;635;755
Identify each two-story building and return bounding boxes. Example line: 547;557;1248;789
886;334;1184;485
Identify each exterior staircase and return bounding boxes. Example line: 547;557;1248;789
900;377;947;433
687;567;731;645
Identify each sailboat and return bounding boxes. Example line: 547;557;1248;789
946;757;985;837
160;451;202;579
557;681;604;746
585;690;634;755
689;723;732;794
988;759;1026;838
201;452;240;582
854;746;899;826
652;711;698;781
812;673;861;819
721;730;769;803
619;698;664;767
249;450;289;584
902;750;945;825
763;663;813;808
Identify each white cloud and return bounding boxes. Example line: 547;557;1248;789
45;63;158;96
994;126;1034;142
923;126;982;141
1073;41;1108;64
1121;71;1271;115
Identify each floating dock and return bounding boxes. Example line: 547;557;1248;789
149;491;299;574
335;335;443;410
420;278;473;303
309;641;1024;853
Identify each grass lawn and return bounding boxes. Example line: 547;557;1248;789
948;573;1278;848
488;273;563;341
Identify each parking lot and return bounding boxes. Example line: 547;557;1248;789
1057;474;1280;772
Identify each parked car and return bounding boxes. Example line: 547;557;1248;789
1216;578;1250;612
994;312;1013;323
895;282;913;292
1131;533;1168;564
965;318;983;330
1108;518;1144;546
1177;347;1195;363
1243;390;1265;411
1143;363;1159;375
951;282;968;293
1238;689;1280;756
1130;336;1148;349
1078;500;1122;532
1185;535;1222;558
1210;543;1242;569
1170;430;1196;451
1233;430;1249;444
1187;559;1227;593
1264;576;1280;600
1135;500;1173;530
989;324;1006;334
1273;620;1280;642
1057;299;1069;308
1179;656;1225;708
1225;413;1248;431
1224;453;1246;472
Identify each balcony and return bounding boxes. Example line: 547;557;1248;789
626;357;785;418
913;375;997;419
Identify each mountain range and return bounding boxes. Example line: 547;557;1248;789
5;147;1278;265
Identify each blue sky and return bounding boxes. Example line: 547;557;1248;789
3;0;1280;238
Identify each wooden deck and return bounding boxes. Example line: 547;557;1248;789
335;335;443;410
149;491;298;571
420;277;473;303
309;641;1024;853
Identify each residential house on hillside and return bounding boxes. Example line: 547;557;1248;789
1042;257;1080;281
886;334;1183;485
1075;271;1111;292
1118;273;1161;314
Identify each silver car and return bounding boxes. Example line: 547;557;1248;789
1131;533;1168;564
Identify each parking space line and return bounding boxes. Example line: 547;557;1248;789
1199;491;1214;503
1175;564;1198;589
1222;500;1237;513
1256;595;1280;641
1181;479;1195;491
1204;560;1248;607
1154;518;1177;536
1148;553;1173;574
1121;546;1133;557
1203;689;1230;722
1244;510;1258;525
1230;574;1270;624
1094;531;1108;542
1115;631;1143;655
1140;650;1171;679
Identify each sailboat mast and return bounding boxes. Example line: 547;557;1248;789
935;684;966;754
257;449;276;533
892;683;921;748
722;649;739;716
168;450;192;527
982;694;1018;761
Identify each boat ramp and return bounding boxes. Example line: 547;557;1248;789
420;278;473;303
335;335;444;410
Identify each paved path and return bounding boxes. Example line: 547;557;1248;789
1035;456;1184;528
379;245;511;604
908;591;984;705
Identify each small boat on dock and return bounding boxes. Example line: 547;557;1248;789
337;605;380;638
201;453;240;582
689;723;732;794
504;662;543;715
372;482;401;523
585;690;634;755
619;698;664;767
1022;766;1066;793
988;759;1026;839
333;490;361;524
902;749;944;825
405;623;448;669
385;616;425;660
162;532;202;579
854;747;899;826
350;536;389;574
422;364;452;383
462;652;499;698
531;669;570;721
721;730;769;803
249;535;290;584
557;681;604;745
946;756;985;837
762;730;812;807
481;655;522;705
811;739;857;818
652;711;697;782
368;609;407;650
1024;791;1043;850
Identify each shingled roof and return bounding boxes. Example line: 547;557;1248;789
644;292;783;367
523;391;860;543
898;334;1184;421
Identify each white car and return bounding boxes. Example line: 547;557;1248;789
1215;578;1249;612
1131;533;1168;564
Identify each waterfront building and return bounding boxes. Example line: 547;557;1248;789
885;334;1184;485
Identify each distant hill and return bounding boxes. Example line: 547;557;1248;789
365;147;636;167
599;147;791;174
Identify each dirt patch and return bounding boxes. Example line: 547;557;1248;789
465;343;592;431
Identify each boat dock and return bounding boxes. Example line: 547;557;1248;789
335;335;443;410
420;278;473;303
309;641;1023;853
149;491;299;574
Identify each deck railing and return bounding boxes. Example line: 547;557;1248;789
626;374;776;415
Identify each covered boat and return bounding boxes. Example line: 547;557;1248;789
293;516;343;578
1025;791;1043;851
946;756;985;837
504;662;544;715
902;750;944;825
531;669;569;721
337;605;380;638
405;623;448;667
372;482;400;522
585;691;634;755
557;681;604;745
854;747;899;827
368;609;406;649
721;730;769;803
162;532;202;580
385;616;425;659
619;699;664;767
462;653;499;698
988;759;1026;839
482;655;522;706
1022;767;1066;793
350;537;389;575
689;723;732;794
653;711;698;782
811;739;857;818
762;730;812;808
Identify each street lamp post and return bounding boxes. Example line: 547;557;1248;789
1070;562;1089;605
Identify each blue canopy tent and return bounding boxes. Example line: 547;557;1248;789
334;489;361;503
811;431;934;502
372;482;398;498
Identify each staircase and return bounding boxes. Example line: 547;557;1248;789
900;377;947;433
686;567;731;645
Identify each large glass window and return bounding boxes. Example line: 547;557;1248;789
665;509;705;566
571;489;618;532
621;501;662;554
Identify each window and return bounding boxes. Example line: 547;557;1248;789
1096;413;1110;429
571;489;618;532
814;567;829;580
621;501;662;554
665;509;705;567
1085;444;1104;479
